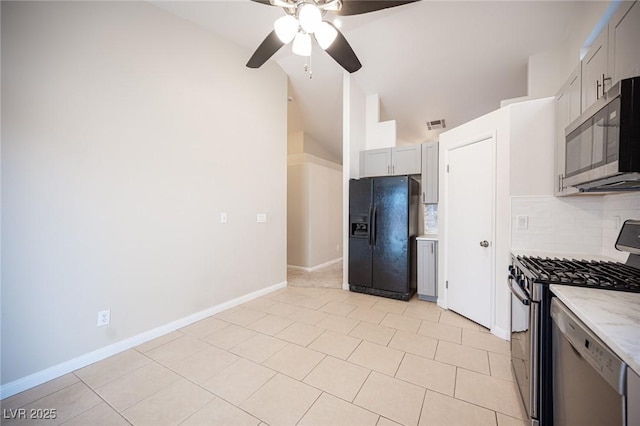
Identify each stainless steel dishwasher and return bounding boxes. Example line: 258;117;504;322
551;298;639;426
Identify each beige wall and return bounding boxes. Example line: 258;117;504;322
1;1;287;386
287;153;342;269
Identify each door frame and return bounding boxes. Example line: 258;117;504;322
442;131;497;330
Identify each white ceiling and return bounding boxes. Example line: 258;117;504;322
153;0;587;162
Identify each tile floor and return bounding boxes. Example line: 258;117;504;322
1;269;528;426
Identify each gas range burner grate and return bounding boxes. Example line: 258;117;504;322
518;256;640;293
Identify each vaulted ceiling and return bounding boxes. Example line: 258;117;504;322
153;1;597;163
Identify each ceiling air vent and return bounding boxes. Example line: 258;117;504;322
426;119;446;130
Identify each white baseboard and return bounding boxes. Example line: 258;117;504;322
288;257;342;272
491;324;510;341
0;281;287;399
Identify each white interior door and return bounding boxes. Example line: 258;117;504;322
446;136;494;328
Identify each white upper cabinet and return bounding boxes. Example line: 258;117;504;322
608;1;640;83
581;29;609;112
360;145;421;177
554;65;581;197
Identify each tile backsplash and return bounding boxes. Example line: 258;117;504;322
511;193;640;261
424;204;438;234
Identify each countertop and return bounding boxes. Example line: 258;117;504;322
550;284;640;375
417;234;439;241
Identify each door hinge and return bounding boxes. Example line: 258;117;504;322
446;280;448;289
446;165;449;173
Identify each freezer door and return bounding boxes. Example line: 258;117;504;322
372;176;409;293
348;179;373;288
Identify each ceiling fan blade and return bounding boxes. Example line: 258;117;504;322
324;25;362;73
336;0;419;16
246;30;285;69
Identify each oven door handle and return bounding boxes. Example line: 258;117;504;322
508;276;530;306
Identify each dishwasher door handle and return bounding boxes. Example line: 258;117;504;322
508;276;530;306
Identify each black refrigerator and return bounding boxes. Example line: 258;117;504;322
348;175;419;301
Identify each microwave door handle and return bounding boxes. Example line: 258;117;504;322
508;276;530;306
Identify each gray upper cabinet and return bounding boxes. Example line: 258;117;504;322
554;65;580;197
359;145;421;177
581;29;609;112
608;1;640;83
421;142;439;203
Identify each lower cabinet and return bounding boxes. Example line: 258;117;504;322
417;239;437;301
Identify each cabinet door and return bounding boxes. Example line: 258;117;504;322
608;1;640;83
360;148;391;177
567;65;582;124
582;30;609;112
555;67;580;197
421;142;439;203
391;145;421;175
417;240;437;301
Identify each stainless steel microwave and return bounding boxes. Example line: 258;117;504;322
564;76;640;192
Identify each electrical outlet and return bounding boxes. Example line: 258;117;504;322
97;309;111;327
516;215;529;230
336;245;340;251
220;212;227;224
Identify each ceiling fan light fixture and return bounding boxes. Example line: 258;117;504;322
292;32;312;56
274;15;298;43
315;22;337;49
298;3;322;33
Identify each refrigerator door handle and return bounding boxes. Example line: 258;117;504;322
371;206;377;246
367;206;373;246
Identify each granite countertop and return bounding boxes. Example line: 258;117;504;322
417;234;439;241
550;284;640;375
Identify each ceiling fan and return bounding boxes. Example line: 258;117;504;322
246;0;419;73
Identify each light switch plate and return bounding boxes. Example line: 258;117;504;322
220;212;227;224
257;213;267;223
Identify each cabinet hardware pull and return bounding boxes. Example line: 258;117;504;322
596;79;602;100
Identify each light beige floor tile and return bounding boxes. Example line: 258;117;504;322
201;324;257;350
489;352;514;382
260;301;303;317
74;349;151;389
63;402;129;426
287;307;329;325
299;392;379;426
241;374;321;426
349;322;397;346
308;330;362;359
95;362;180;411
462;329;510;355
377;417;403;426
354;371;425;426
402;304;442;322
395;353;456;396
275;322;325;346
170;345;239;384
263;343;325;380
202;358;275;406
348;307;387;324
348;341;404;376
146;335;210;367
230;333;288;363
439;310;482;330
0;374;79;410
241;297;278;312
419;390;496;426
380;313;421;333
122;378;213;425
418;321;462;344
435;341;490;374
322;289;351;302
181;396;261;426
455;368;524;419
316;314;360;334
388;331;438;359
271;292;310;305
135;331;183;353
294;296;333;310
497;413;528;426
6;382;100;426
343;294;377;309
215;307;267;327
319;301;357;316
303;356;371;402
179;316;229;338
370;299;408;315
246;314;294;336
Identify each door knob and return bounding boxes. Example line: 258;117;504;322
479;240;489;247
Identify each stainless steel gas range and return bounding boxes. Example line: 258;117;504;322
508;220;640;425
